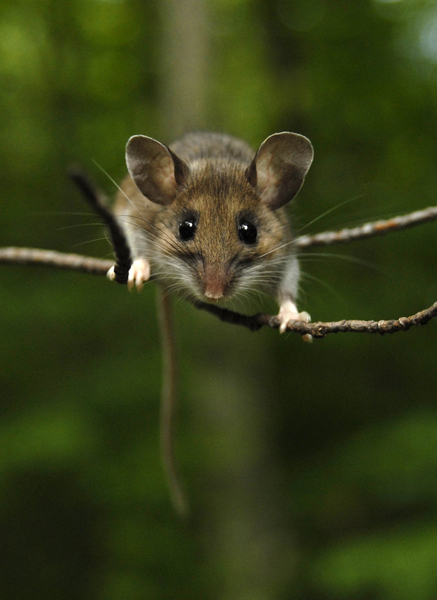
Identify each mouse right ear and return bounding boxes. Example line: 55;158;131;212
246;132;313;210
125;135;189;206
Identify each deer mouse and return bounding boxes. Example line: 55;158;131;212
107;131;313;515
108;131;313;332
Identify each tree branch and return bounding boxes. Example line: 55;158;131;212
0;247;113;275
295;205;437;248
191;299;437;337
1;200;437;337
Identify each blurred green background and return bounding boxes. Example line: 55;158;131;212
1;0;437;598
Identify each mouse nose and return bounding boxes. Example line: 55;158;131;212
202;265;229;300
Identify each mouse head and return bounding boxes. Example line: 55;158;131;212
125;132;313;301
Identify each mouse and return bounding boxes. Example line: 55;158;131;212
108;131;313;331
107;131;314;515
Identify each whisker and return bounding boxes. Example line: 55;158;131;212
259;196;374;261
257;241;297;259
294;194;365;236
92;160;138;211
299;251;381;271
41;211;99;218
57;223;107;231
70;236;111;249
299;270;344;299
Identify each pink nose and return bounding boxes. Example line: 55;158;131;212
204;281;225;300
203;267;227;300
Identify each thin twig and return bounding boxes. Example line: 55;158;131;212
0;247;113;275
295;205;437;248
192;300;437;337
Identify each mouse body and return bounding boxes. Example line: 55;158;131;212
109;131;313;331
108;130;314;513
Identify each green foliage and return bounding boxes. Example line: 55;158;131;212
1;0;437;598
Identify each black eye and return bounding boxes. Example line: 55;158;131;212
179;218;197;241
238;219;257;245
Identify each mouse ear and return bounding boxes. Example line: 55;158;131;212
125;135;189;206
246;132;313;209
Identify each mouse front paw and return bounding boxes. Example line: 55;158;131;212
277;299;311;338
127;258;151;291
107;265;116;281
107;258;151;291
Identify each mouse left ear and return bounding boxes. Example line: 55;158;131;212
246;132;313;209
125;135;189;206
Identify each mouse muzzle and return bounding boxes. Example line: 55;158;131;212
202;264;232;301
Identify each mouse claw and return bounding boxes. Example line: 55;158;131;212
277;300;311;336
107;266;116;281
127;258;151;292
278;310;311;334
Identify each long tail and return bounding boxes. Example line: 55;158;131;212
156;288;189;517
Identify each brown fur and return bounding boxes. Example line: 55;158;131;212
113;132;310;303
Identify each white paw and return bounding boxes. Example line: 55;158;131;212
277;299;311;335
106;259;151;291
127;258;151;291
107;266;116;281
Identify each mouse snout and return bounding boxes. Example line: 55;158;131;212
201;264;232;301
